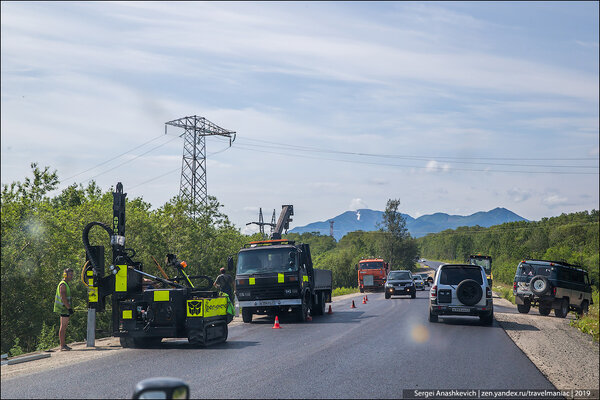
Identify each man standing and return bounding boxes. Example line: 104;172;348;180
213;267;234;303
54;268;74;351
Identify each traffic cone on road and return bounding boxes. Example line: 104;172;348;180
272;316;281;329
351;300;357;309
365;295;368;301
362;297;366;304
327;305;333;314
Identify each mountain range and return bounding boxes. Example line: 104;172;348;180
289;207;527;240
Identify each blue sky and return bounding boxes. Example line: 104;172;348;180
1;2;598;233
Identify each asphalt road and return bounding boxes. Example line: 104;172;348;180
1;287;555;399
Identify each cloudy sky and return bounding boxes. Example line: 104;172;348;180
2;2;598;234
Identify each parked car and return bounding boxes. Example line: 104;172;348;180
429;263;493;325
413;276;425;290
513;259;593;318
385;270;416;299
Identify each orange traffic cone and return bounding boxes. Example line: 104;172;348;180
365;295;368;301
327;305;333;314
272;316;281;329
362;297;366;304
351;300;357;308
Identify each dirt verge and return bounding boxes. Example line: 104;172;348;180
493;295;599;391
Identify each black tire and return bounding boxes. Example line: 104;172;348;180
428;309;438;323
577;300;589;317
554;298;569;318
480;312;494;326
119;336;135;348
456;279;483;306
312;292;325;316
530;275;550;296
296;294;310;322
539;302;552;316
517;299;531;314
242;308;253;323
359;287;364;293
385;292;391;299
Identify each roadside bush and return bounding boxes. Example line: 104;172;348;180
332;287;359;297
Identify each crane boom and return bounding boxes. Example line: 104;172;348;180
271;205;294;239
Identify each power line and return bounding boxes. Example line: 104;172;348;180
226;143;599;175
61;134;166;182
221;136;599;162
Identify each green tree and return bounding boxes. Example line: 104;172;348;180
379;199;419;270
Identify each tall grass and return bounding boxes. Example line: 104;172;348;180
493;282;516;304
570;288;599;342
332;287;360;297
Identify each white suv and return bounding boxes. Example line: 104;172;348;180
429;264;493;325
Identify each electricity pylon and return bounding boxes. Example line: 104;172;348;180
165;115;235;219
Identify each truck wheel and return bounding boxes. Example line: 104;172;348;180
577;300;589;317
297;297;309;322
539;302;552;316
119;336;135;348
385;292;390;299
313;292;325;316
554;298;569;318
428;309;438;323
517;299;531;314
242;308;253;323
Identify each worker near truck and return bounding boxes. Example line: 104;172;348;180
214;267;234;303
54;268;74;351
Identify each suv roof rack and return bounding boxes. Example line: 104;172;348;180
522;259;584;271
243;239;295;248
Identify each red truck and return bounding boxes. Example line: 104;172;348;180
357;258;389;292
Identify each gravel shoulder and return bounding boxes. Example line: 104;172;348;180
493;294;599;391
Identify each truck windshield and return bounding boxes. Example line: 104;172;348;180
469;258;491;275
360;262;384;269
440;267;483;285
388;271;411;280
237;248;298;274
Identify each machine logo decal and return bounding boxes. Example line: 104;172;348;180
187;300;203;317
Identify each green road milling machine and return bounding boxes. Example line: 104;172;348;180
82;182;233;348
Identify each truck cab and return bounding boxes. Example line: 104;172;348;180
235;239;332;322
357;258;389;292
467;254;493;285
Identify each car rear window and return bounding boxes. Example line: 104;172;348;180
389;271;411;280
439;266;483;285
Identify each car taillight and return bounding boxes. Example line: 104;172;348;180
486;287;492;298
552;287;556;295
513;282;517;290
431;285;437;297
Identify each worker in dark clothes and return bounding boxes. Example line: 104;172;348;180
213;267;234;303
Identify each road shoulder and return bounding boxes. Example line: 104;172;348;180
494;295;599;391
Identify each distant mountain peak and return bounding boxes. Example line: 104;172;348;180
289;208;527;240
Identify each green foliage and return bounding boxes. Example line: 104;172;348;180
493;283;516;304
379;199;419;270
332;287;360;296
570;288;599;342
417;211;599;288
8;338;24;357
36;322;59;351
1;164;249;354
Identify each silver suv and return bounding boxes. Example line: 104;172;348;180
429;264;493;325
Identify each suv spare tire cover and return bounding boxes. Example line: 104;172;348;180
530;275;550;296
456;279;483;306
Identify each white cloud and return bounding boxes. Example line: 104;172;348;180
425;160;451;173
349;198;368;211
543;194;569;208
507;187;532;203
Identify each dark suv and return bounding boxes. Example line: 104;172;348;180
513;259;593;318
